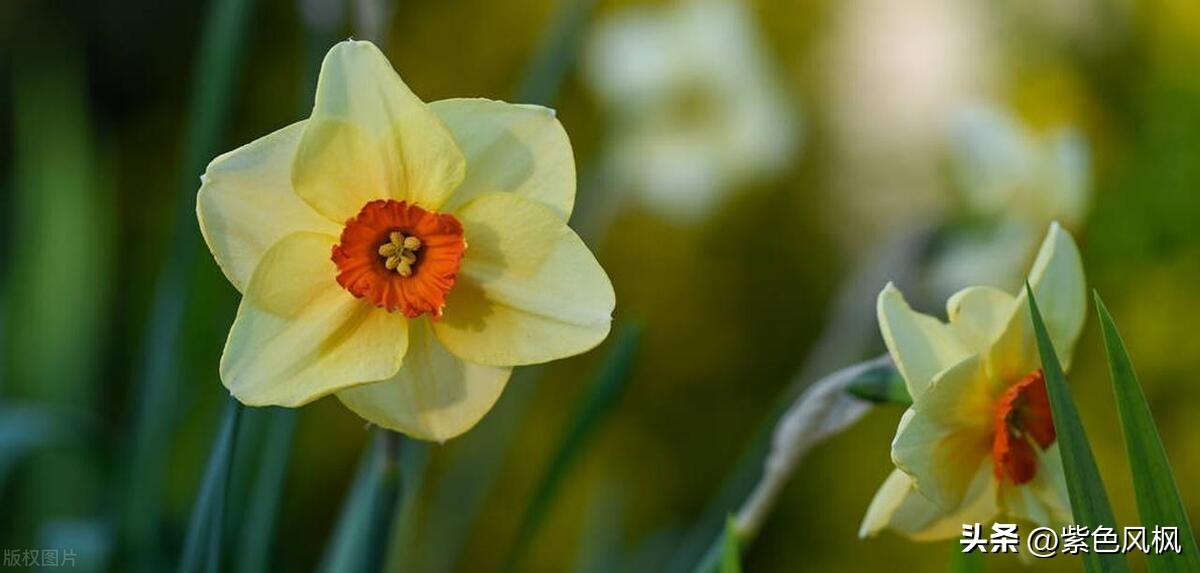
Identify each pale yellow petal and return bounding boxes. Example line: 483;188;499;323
220;232;407;406
1002;443;1073;527
431;98;575;220
861;466;998;541
877;283;971;400
197;120;339;291
892;404;991;512
291;118;397;222
946;286;1015;354
990;222;1087;380
435;193;614;366
293;40;465;220
337;318;510;441
913;355;996;429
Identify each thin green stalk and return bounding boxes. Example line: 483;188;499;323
717;517;742;573
515;0;598;106
690;357;882;573
123;0;257;569
235;408;298;573
414;369;543;573
502;323;642;573
668;234;925;573
949;542;985;573
6;30;112;564
382;439;431;571
411;0;602;567
178;397;244;573
318;429;405;573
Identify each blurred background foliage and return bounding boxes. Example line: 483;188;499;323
1;0;1199;571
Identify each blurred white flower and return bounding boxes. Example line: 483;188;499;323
949;105;1089;226
584;0;800;221
822;0;996;247
928;105;1091;295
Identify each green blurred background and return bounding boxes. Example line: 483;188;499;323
1;0;1198;571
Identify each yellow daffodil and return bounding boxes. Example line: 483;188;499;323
196;40;614;441
860;222;1085;539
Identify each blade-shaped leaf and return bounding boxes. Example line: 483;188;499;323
236;408;297;573
1027;285;1129;573
124;0;256;566
1095;294;1200;571
179;397;244;573
718;517;741;573
318;430;404;573
502;323;641;572
949;542;984;573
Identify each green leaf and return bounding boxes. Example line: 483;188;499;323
123;0;257;567
318;430;404;573
515;0;598;105
382;440;431;571
1095;294;1200;571
718;517;742;573
415;370;542;573
179;397;244;573
844;359;909;404
948;541;984;573
235;408;297;573
502;323;642;572
1026;285;1129;573
0;404;62;493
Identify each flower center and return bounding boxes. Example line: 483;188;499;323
331;199;465;318
378;231;422;277
991;370;1056;485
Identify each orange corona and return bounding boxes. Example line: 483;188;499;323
332;199;466;318
991;370;1056;484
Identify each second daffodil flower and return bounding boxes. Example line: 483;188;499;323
196;41;615;441
860;222;1085;539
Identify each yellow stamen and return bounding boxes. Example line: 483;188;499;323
378;231;424;275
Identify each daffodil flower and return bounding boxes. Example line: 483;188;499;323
927;105;1090;296
583;0;799;221
196;40;614;441
860;222;1085;539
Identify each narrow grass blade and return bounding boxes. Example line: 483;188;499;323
0;404;62;493
569;482;625;573
319;430;404;573
123;0;257;568
415;1;599;565
178;397;244;573
949;542;984;573
1095;294;1200;570
382;440;431;571
1027;285;1128;573
235;408;297;573
502;323;642;572
414;369;542;573
717;517;742;573
515;0;598;105
8;33;112;554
